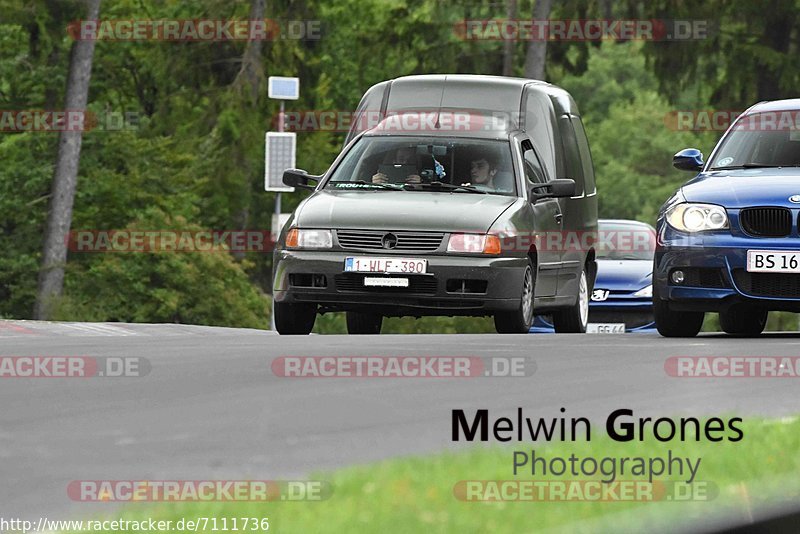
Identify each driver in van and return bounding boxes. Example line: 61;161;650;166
461;150;499;191
371;146;422;184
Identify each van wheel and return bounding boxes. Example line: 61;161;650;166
274;302;316;335
495;259;535;334
720;305;767;336
346;311;383;334
653;284;703;337
553;268;589;333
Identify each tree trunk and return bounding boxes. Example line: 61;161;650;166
502;0;517;76
233;0;266;104
756;5;795;102
523;0;553;80
600;0;613;21
230;0;267;259
35;0;101;320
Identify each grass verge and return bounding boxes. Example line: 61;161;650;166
66;417;800;533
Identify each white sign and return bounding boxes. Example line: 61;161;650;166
268;76;300;100
265;131;296;192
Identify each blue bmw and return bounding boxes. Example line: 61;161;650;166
654;98;800;337
533;219;656;333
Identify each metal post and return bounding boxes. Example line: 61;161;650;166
271;101;285;331
271;191;281;331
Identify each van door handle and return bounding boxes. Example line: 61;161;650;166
554;213;563;224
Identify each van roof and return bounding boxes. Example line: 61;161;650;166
355;74;578;141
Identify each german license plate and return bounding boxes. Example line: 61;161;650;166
747;250;800;273
587;323;626;334
344;257;427;274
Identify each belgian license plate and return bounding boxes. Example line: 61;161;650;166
747;250;800;273
344;257;427;274
587;323;626;334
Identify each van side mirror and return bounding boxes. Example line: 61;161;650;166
673;148;704;172
282;169;320;191
529;179;575;202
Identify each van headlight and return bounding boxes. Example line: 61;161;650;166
285;228;332;249
665;203;729;232
447;233;502;255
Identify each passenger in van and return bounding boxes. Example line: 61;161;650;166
371;146;422;184
461;150;499;191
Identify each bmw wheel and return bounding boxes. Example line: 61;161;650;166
653;283;704;337
719;305;767;336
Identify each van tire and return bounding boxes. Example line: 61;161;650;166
495;259;536;334
346;311;383;334
274;302;316;335
553;268;589;333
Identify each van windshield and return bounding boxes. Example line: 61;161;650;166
325;136;517;196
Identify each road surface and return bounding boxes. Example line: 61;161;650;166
2;320;799;522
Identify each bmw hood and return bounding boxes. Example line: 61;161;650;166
681;168;800;208
293;189;517;233
594;260;652;292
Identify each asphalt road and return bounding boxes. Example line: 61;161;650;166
2;320;800;522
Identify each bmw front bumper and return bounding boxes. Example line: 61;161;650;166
655;228;800;312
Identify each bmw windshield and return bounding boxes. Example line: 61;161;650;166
709;111;800;170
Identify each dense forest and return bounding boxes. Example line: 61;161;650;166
2;0;799;332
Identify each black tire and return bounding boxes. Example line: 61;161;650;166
719;305;767;336
552;267;589;334
346;311;383;334
274;302;316;335
653;283;704;337
494;259;535;334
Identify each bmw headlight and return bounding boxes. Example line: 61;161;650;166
665;203;729;232
633;285;652;298
285;228;333;249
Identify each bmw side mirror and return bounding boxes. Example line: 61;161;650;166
282;169;320;191
673;148;704;172
529;179;576;202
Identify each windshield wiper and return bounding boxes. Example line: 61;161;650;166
420;181;488;194
328;180;408;190
709;163;800;170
